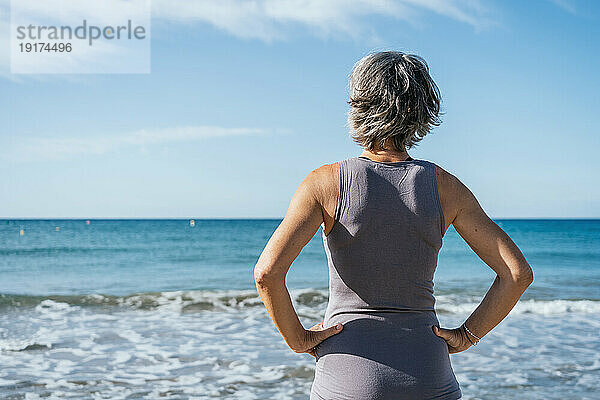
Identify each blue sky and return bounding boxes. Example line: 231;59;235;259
1;0;598;218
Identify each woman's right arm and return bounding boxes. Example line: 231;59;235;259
433;168;534;353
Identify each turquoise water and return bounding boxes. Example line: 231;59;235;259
0;219;599;399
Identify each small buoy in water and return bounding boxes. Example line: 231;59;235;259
189;219;195;227
85;220;91;225
19;229;25;236
55;227;60;232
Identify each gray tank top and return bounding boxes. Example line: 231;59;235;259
322;156;445;323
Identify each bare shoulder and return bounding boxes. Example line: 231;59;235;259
433;163;465;195
303;162;339;196
431;162;476;227
302;162;340;233
308;162;339;178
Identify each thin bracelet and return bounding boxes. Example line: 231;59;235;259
462;323;482;344
462;325;475;346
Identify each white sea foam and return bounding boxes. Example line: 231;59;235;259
435;296;600;315
0;287;598;399
4;288;599;316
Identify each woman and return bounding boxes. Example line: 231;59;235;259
254;51;534;399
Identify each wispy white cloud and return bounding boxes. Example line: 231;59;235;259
0;0;493;77
8;126;266;161
0;0;492;80
152;0;492;41
547;0;576;14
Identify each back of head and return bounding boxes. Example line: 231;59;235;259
348;51;442;151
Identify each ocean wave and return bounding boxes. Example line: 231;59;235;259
1;289;599;315
0;290;265;313
434;297;600;315
0;339;52;352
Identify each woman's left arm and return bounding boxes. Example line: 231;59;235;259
253;169;343;356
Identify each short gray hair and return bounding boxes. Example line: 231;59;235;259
348;51;442;151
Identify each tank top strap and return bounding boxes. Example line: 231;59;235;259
334;158;353;224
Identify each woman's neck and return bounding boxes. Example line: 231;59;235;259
360;146;412;163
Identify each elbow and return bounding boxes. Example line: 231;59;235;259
253;264;283;287
521;267;534;287
507;264;534;288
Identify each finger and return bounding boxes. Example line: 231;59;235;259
432;326;453;341
309;322;324;331
317;323;343;341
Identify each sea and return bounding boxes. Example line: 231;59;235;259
0;219;598;400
